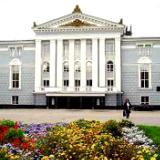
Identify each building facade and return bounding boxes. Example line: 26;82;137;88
0;5;160;109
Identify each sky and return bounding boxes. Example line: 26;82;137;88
0;0;160;40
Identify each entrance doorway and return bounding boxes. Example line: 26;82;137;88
47;96;105;109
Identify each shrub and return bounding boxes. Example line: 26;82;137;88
101;120;122;137
73;119;100;129
119;119;135;128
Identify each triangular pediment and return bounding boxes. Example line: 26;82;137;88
33;5;125;33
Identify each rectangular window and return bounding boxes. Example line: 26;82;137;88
140;69;149;88
86;39;92;60
12;96;18;104
41;41;50;58
141;96;149;105
63;40;69;59
87;79;92;86
12;66;19;88
74;40;80;60
43;80;49;87
137;44;152;56
75;80;80;87
107;79;113;91
107;80;114;87
64;80;69;86
105;39;115;54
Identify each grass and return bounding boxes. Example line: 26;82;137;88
138;125;160;146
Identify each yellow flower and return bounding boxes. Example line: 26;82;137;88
41;156;50;160
49;155;55;158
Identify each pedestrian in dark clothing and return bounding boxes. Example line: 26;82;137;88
123;98;132;119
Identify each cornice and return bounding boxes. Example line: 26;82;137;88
0;40;35;45
34;26;124;34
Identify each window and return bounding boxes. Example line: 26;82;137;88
63;40;69;59
64;80;69;86
75;80;80;87
74;40;80;60
105;39;115;54
141;96;149;105
107;79;113;87
41;41;50;58
86;39;92;60
107;79;113;91
12;66;19;88
138;57;151;89
86;62;92;73
12;96;18;104
43;80;49;87
107;61;113;72
75;62;81;72
64;62;69;72
137;44;152;56
42;62;50;72
9;59;21;89
140;68;149;88
87;79;92;86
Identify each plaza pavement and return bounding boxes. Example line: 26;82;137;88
0;109;160;125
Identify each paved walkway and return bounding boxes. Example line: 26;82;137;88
0;109;160;125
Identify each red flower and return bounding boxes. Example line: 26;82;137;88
12;137;21;147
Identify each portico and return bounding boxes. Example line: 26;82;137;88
33;5;124;107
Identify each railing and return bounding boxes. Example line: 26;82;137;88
107;87;113;92
75;87;80;91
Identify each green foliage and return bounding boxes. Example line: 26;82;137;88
5;128;24;141
101;120;122;137
119;119;135;128
73;119;100;129
0;120;15;127
0;148;10;160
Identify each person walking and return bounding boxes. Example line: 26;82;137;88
123;98;132;119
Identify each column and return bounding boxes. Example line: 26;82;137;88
69;40;74;91
35;39;41;92
99;38;105;87
50;40;56;88
80;39;86;91
57;39;63;89
115;37;121;92
92;38;98;90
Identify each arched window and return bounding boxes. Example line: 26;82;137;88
9;58;21;89
75;62;81;72
42;62;50;72
107;61;113;72
138;57;152;89
63;62;69;72
86;62;92;87
86;61;92;73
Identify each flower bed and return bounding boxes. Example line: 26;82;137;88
0;119;159;160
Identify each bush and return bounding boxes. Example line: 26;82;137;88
101;120;122;137
119;119;135;128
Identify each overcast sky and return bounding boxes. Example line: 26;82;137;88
0;0;160;40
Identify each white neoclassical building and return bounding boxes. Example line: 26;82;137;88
33;5;124;108
0;5;160;109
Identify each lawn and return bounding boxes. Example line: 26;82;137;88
138;125;160;146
